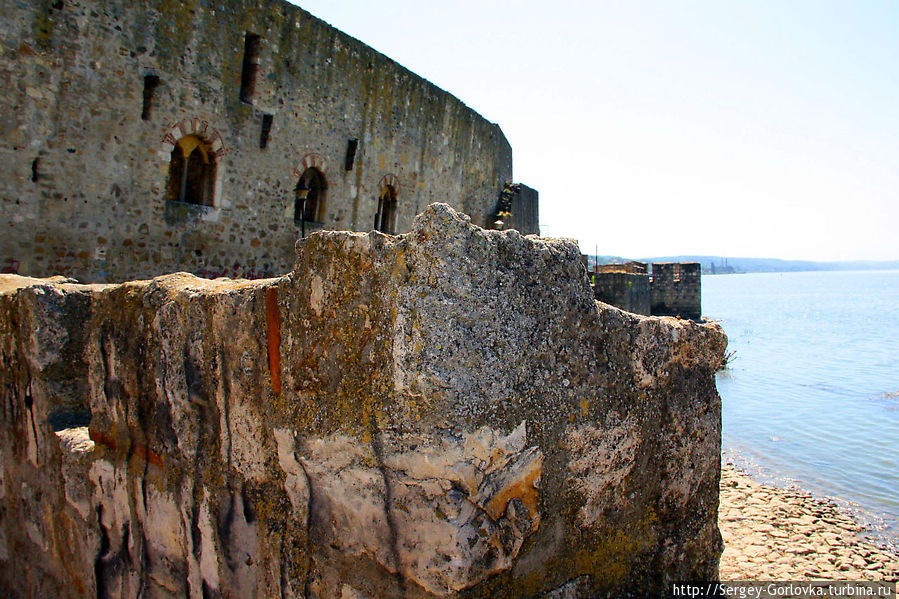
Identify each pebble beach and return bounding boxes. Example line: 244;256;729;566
719;464;899;581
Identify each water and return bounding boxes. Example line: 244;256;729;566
704;270;899;545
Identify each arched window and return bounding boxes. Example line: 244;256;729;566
376;185;397;234
295;168;326;224
166;135;216;206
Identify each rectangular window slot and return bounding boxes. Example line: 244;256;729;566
141;74;160;120
240;33;261;104
259;114;273;148
344;138;358;171
31;158;40;182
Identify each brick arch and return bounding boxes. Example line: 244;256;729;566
294;153;329;178
378;173;400;192
161;117;228;157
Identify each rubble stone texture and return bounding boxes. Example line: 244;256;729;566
719;465;899;582
1;0;532;282
0;204;726;598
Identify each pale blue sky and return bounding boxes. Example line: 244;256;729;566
290;1;898;260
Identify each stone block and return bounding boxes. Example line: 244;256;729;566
0;204;727;597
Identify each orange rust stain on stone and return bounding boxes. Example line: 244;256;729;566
136;442;164;467
484;455;543;522
265;286;282;394
88;428;164;467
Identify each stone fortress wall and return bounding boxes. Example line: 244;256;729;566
0;2;728;596
591;261;651;316
1;0;536;283
592;261;702;320
649;262;702;320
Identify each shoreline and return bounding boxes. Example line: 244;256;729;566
718;463;899;580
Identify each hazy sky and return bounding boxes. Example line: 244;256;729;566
291;1;898;261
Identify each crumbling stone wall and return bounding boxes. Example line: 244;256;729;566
496;183;539;234
0;205;726;598
593;271;651;316
651;262;702;321
1;0;524;282
594;262;648;275
591;262;702;320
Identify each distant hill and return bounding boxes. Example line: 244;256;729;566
588;255;899;274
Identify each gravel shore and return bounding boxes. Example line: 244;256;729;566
719;464;899;580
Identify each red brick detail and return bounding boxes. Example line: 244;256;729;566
265;286;282;395
294;152;328;177
379;173;400;190
161;117;227;156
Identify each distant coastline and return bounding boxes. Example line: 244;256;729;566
589;255;899;275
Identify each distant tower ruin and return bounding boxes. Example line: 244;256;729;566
591;261;702;320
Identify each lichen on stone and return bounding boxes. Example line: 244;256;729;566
0;203;726;597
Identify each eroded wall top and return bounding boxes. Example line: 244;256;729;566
0;204;726;598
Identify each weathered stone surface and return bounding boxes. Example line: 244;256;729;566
0;203;726;597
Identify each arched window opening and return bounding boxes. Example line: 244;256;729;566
166;135;216;206
295;167;326;224
375;185;397;234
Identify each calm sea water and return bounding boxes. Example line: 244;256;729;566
704;270;899;545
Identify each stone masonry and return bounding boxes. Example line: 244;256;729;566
1;0;536;283
592;262;702;320
0;204;727;598
650;262;702;321
592;262;651;317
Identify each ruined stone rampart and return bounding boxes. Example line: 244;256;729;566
1;0;522;282
651;262;702;321
592;271;651;316
0;205;726;598
496;183;539;235
592;262;703;320
595;261;648;275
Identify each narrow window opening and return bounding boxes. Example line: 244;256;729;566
259;114;273;148
344;138;358;171
375;185;398;234
239;33;261;104
141;74;160;121
31;158;39;182
295;168;325;224
166;135;216;206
